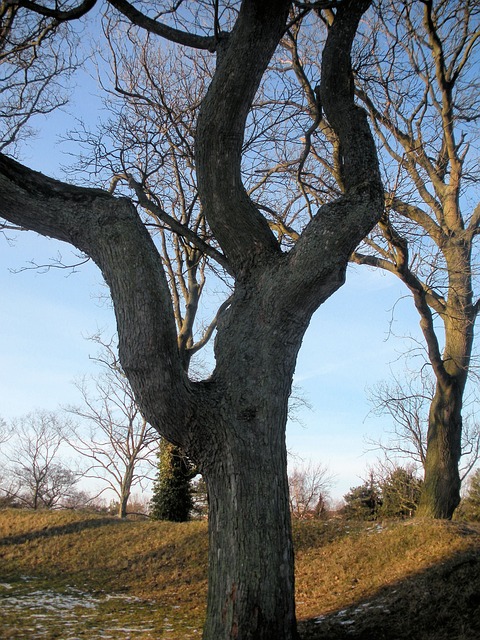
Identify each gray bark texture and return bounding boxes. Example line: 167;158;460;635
0;1;383;638
418;381;464;518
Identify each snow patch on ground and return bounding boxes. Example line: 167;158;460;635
0;583;154;638
314;599;391;632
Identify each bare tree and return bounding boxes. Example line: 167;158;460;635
349;0;480;518
0;410;78;509
368;373;480;483
66;337;158;518
0;2;383;638
277;0;480;520
288;461;333;519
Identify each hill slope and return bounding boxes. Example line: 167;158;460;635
0;510;479;639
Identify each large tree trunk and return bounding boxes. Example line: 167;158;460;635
418;380;463;519
203;429;297;640
118;464;134;518
118;492;129;519
417;242;474;519
190;284;306;640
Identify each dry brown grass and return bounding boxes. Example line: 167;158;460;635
294;518;480;639
0;510;208;638
1;509;479;639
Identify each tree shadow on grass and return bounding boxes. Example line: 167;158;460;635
298;544;480;640
0;516;120;546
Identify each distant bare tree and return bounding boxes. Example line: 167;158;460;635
66;337;158;518
288;461;333;520
1;410;78;509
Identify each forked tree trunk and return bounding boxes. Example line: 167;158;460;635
0;3;381;637
418;380;463;519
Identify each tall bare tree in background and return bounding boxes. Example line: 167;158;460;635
0;2;383;638
280;0;480;519
350;0;480;518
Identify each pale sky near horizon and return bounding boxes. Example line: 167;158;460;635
0;28;428;502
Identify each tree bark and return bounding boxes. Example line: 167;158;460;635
418;239;474;518
187;280;309;640
418;380;463;518
204;441;296;640
118;465;134;518
118;490;129;519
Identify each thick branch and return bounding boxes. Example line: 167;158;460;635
467;202;480;234
195;0;289;272
423;0;462;188
379;214;449;385
107;0;223;52
15;0;97;21
351;251;397;274
282;0;383;312
390;197;444;248
0;153;190;444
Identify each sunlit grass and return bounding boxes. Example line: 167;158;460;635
1;509;479;639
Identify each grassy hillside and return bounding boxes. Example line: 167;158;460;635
0;509;479;639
